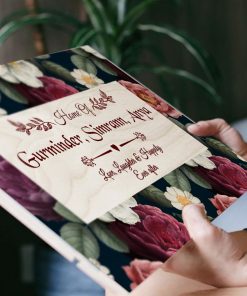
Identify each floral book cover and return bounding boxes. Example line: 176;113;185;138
0;46;246;294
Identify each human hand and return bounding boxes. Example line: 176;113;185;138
187;118;247;160
163;204;247;287
182;287;247;296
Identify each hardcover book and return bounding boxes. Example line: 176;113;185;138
0;46;246;294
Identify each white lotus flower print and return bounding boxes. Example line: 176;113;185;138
0;60;43;88
185;149;216;170
99;197;140;225
70;69;104;88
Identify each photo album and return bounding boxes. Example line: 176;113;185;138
0;46;246;294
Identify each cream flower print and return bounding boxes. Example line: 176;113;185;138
164;186;201;210
0;60;43;88
99;197;140;225
81;45;106;59
185;149;216;170
70;69;104;88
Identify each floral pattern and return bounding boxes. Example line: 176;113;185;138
194;156;247;197
123;259;163;290
0;46;246;292
164;186;201;210
81;45;107;59
0;156;61;221
70;69;104;88
99;197;140;225
109;204;190;261
185;149;216;169
0;60;43;87
118;80;182;118
210;194;237;215
14;76;78;106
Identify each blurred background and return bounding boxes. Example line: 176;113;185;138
0;0;247;295
1;0;247;123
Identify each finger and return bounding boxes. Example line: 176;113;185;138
182;204;218;243
182;204;208;232
187;119;247;157
187;119;231;137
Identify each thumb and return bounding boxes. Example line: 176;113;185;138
182;204;219;243
187;119;247;158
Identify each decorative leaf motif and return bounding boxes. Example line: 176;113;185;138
70;55;97;74
36;54;50;59
180;165;212;189
139;185;172;208
71;48;90;57
60;223;100;259
90;57;117;76
8;117;55;135
90;221;129;253
41;61;75;82
205;137;239;160
164;168;191;192
0;80;28;104
53;202;82;223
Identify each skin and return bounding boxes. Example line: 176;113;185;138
182;287;247;296
187;118;247;160
163;204;247;287
106;119;247;295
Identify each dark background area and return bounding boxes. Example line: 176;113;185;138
143;0;247;123
0;1;247;295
